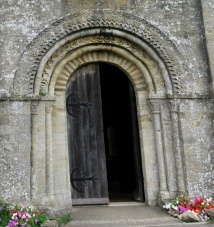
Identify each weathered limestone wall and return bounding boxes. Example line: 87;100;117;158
0;0;214;209
0;0;61;93
0;100;31;203
180;99;214;197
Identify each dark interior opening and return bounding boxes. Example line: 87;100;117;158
99;63;144;202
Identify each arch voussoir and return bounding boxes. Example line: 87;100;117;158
50;47;156;96
34;35;169;97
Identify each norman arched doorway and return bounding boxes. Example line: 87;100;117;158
66;63;144;205
14;10;188;211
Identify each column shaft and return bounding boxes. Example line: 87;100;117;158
45;104;54;197
30;102;39;199
169;100;186;193
149;100;168;192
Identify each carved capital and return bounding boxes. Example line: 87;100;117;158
148;99;161;114
31;101;39;115
168;99;178;113
45;103;53;114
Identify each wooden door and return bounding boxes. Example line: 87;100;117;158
66;63;109;205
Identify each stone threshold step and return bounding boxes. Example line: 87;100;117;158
65;218;209;226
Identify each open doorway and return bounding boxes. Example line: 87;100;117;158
100;63;144;202
66;63;144;205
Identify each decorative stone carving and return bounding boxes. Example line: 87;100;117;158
14;10;188;96
35;35;165;96
30;101;39;115
51;50;154;96
44;35;162;81
40;79;49;95
45;103;53;114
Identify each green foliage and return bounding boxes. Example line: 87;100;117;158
0;198;71;227
0;199;11;227
0;199;49;227
56;214;72;227
27;213;48;227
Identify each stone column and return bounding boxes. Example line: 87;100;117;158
30;101;39;200
169;99;186;194
45;103;54;199
148;99;168;193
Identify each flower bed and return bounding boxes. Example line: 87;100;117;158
163;195;214;222
0;199;48;227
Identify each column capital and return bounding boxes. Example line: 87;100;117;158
168;99;179;113
147;99;161;113
31;101;39;115
45;103;53;114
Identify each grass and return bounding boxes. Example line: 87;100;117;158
55;213;72;227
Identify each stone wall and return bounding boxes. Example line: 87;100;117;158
0;0;214;210
180;99;214;197
0;100;31;203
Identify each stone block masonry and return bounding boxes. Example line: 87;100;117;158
0;0;214;212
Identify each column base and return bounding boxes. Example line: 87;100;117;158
158;190;177;206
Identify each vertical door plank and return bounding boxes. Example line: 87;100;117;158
66;63;109;205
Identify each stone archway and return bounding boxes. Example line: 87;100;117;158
13;10;187;211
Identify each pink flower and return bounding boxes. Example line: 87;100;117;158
178;205;190;214
17;211;22;218
8;220;19;227
25;212;31;218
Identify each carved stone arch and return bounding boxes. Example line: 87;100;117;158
52;51;149;95
13;10;189;96
48;47;163;97
34;34;170;97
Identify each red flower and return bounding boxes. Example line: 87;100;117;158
207;205;213;210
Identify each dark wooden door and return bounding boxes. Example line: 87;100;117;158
66;63;109;205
